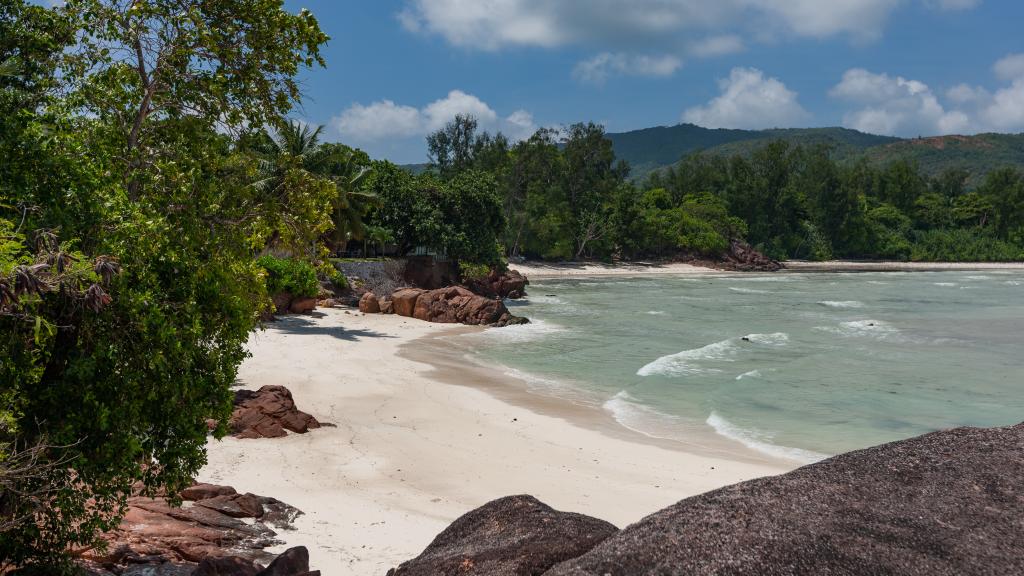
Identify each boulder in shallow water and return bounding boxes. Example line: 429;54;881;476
546;421;1024;575
387;495;618;576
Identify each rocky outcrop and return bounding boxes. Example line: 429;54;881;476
387;495;618;576
463;269;529;299
267;292;317;317
550;421;1024;575
358;292;380;313
394;422;1024;576
721;239;783;271
229;385;320;439
80;484;307;575
383;286;527;327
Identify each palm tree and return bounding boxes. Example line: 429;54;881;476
249;121;377;255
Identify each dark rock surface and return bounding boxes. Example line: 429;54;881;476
547;422;1024;576
721;239;783;271
463;269;529;299
229;385;320;439
387;495;618;576
389;286;528;327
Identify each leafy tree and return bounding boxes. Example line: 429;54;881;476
427;114;480;178
977;167;1024;241
0;0;328;569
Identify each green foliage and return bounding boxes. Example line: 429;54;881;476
257;255;318;298
318;260;348;290
910;229;1024;261
367;162;505;267
458;261;492;280
0;0;328;569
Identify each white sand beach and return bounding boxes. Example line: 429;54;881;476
511;261;719;279
198;309;792;575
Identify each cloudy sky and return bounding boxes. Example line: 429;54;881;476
284;0;1024;163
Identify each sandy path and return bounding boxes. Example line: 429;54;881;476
198;310;790;575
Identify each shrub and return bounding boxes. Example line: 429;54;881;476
257;255;319;298
318;260;348;290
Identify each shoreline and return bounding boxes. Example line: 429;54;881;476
511;259;1024;279
197;309;792;575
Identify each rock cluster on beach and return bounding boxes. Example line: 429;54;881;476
228;385;321;439
721;239;784;271
461;269;530;299
361;286;528;327
79;483;317;575
390;421;1024;575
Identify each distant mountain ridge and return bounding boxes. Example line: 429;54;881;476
605;123;1024;184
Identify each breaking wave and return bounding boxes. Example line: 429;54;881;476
637;333;789;377
706;411;829;464
818;300;864;309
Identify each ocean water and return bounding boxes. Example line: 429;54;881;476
462;271;1024;463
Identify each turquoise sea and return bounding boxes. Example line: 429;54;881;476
462;271;1024;463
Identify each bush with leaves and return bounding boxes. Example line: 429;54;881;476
0;0;328;570
257;255;319;298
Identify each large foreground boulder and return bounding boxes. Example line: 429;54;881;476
229;385;320;439
358;291;380;313
387;495;618;576
388;286;527;327
547;422;1024;575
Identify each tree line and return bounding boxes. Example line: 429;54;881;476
375;114;1024;264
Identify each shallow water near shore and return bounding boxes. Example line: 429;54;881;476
461;270;1024;463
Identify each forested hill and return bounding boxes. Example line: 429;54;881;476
607;123;1024;184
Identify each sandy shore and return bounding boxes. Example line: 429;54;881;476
783;260;1024;272
511;261;718;279
198;309;791;575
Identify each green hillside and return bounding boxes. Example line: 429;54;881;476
607;123;1024;186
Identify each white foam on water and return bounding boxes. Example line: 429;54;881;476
637;333;788;377
966;275;992;280
603;391;690;442
646;310;667;315
1005;281;1022;286
736;369;762;380
706;411;829;464
523;294;563;305
934;282;957;287
818;300;865;309
729;286;769;294
816;319;899;340
470;319;566;344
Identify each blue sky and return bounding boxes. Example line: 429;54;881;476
284;1;1024;163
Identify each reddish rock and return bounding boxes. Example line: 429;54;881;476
723;239;783;271
400;286;527;327
463;269;529;299
288;297;316;314
358;292;380;313
379;297;394;314
181;483;237;501
391;288;425;317
194;493;265;519
80;484;308;575
388;495;617;576
229;386;320;439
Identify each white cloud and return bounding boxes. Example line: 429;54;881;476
690;35;745;58
330;90;540;162
572;53;683;84
994;53;1024;82
830;68;969;135
831;59;1024;136
398;0;956;51
923;0;982;10
333;100;423;140
946;83;991;105
682;67;810;129
422;90;498;131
